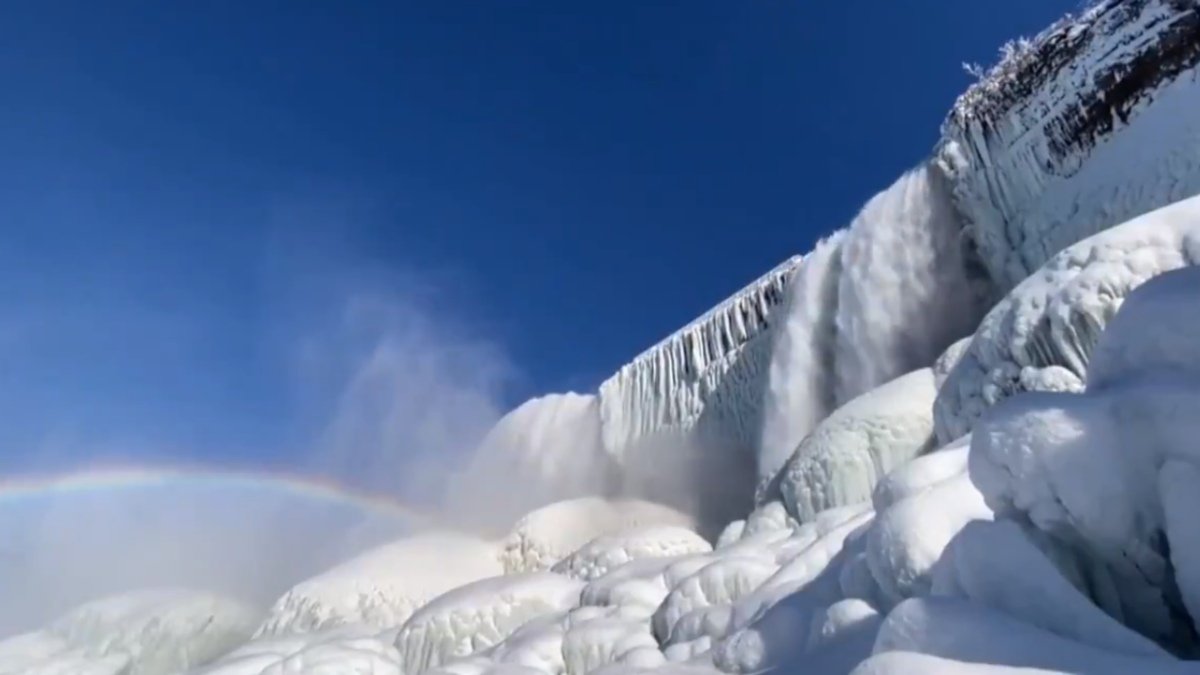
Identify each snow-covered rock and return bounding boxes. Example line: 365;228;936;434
393;572;584;675
934;193;1200;443
552;527;712;582
0;590;257;675
938;0;1200;291
499;498;697;575
256;532;503;636
779;369;937;523
968;267;1200;652
191;625;403;675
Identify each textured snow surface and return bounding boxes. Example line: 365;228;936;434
934;193;1200;443
499;499;698;575
255;532;503;636
778;368;936;523
0;589;258;675
939;0;1200;290
393;572;585;674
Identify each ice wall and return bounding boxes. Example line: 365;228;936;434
597;257;801;463
938;0;1200;290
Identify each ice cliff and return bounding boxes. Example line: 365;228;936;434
938;0;1200;290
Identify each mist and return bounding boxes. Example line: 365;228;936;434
0;208;524;637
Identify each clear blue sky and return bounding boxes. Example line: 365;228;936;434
0;1;1076;476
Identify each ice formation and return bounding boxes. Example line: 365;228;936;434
0;590;258;675
934;193;1200;443
13;2;1200;674
255;532;504;636
776;368;937;523
938;0;1200;290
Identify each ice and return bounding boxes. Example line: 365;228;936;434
867;598;1194;674
931;519;1167;659
255;532;503;636
758;233;846;481
938;0;1200;291
778;369;937;523
832;165;994;405
191;625;403;675
934;193;1200;443
498;498;697;575
552;527;712;582
597;258;800;496
393;572;584;675
0;589;257;675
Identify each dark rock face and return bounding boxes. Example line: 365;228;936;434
936;0;1200;290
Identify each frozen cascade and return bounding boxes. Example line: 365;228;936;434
757;233;846;483
832;164;993;405
938;0;1200;291
598;257;801;462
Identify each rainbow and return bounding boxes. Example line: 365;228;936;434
0;465;435;525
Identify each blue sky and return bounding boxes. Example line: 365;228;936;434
0;2;1076;480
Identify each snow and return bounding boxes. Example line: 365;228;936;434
938;0;1200;291
967;267;1200;653
778;368;937;523
498;498;698;575
552;527;712;582
255;532;504;636
0;589;258;675
934;193;1200;443
393;572;584;675
191;625;403;675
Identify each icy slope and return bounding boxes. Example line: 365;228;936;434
934;192;1200;442
938;0;1200;290
0;590;257;675
255;532;504;636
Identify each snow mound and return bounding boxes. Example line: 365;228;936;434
0;589;257;675
191;625;402;675
393;572;584;675
499;498;697;575
779;369;937;523
934;193;1200;443
255;532;503;636
552;527;712;582
969;266;1200;653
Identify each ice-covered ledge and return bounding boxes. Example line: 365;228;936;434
937;0;1200;290
597;256;802;460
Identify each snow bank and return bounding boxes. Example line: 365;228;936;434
192;625;403;675
0;590;257;675
499;498;697;575
968;267;1200;653
779;369;937;523
255;532;503;636
552;527;712;582
938;0;1200;290
934;193;1200;443
394;572;584;675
